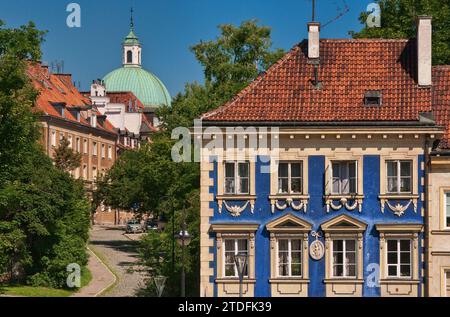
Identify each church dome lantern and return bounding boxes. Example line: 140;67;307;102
103;9;171;110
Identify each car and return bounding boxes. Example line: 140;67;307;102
145;220;159;232
126;219;144;234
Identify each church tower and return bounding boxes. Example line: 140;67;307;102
123;8;142;67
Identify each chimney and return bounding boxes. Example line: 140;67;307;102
308;22;320;59
417;16;432;86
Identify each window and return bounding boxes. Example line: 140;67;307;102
127;50;132;63
445;192;450;228
76;137;80;152
278;239;302;277
224;239;248;277
51;130;57;147
108;145;112;160
446;270;450;297
387;160;412;194
92;166;98;181
101;144;105;158
83;165;87;180
83;139;88;154
68;135;73;149
278;162;302;194
92;142;98;156
332;239;357;278
386;239;411;278
332;161;357;194
364;90;382;106
224;162;250;195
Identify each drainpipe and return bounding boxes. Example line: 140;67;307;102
423;135;431;297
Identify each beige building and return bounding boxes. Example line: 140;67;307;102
426;65;450;297
28;62;133;225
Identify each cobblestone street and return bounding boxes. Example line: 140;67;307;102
89;226;148;297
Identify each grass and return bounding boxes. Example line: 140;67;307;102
0;267;92;298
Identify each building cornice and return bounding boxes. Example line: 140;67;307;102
41;115;117;140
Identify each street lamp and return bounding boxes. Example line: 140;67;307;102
157;196;176;273
176;221;191;297
153;275;167;297
233;253;248;298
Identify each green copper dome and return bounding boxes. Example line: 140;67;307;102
103;67;172;108
103;11;171;109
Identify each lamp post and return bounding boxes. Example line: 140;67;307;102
157;196;176;273
176;219;191;297
153;275;167;297
233;253;248;298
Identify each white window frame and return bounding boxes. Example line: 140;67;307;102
101;144;106;158
68;135;73;149
224;161;250;195
446;270;450;297
277;238;303;278
92;142;98;156
223;238;249;278
278;162;303;194
83;139;88;154
108;145;113;160
83;165;88;180
386;238;412;279
331;161;357;195
331;239;357;278
76;137;80;153
92;166;98;181
51;130;57;147
444;191;450;229
386;160;412;194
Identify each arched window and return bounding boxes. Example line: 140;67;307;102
127;50;133;64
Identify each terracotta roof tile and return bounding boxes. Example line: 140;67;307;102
432;66;450;149
106;91;145;112
27;62;117;135
202;39;432;123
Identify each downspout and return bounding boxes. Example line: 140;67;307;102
423;135;431;297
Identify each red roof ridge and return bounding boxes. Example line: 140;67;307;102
201;43;302;120
320;38;410;43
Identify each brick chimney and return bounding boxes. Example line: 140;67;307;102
308;22;320;60
417;16;432;86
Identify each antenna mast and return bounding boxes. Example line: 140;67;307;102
312;0;316;22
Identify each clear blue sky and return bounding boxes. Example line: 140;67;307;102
0;0;370;95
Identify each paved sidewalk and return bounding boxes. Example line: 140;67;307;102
71;248;116;297
88;226;147;297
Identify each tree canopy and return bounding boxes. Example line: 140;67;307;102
0;21;90;288
53;137;82;173
351;0;450;65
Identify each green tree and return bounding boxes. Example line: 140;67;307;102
53;137;82;173
0;21;90;288
158;20;285;133
98;20;284;296
351;0;450;65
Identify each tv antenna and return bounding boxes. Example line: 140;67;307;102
310;0;350;29
322;0;350;29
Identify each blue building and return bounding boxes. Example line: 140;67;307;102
199;18;446;297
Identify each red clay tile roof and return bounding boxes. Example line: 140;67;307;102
107;91;145;112
202;39;432;123
432;66;450;149
27;62;117;135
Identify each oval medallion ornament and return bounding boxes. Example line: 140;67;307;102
310;231;325;260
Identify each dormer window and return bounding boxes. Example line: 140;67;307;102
364;90;382;106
